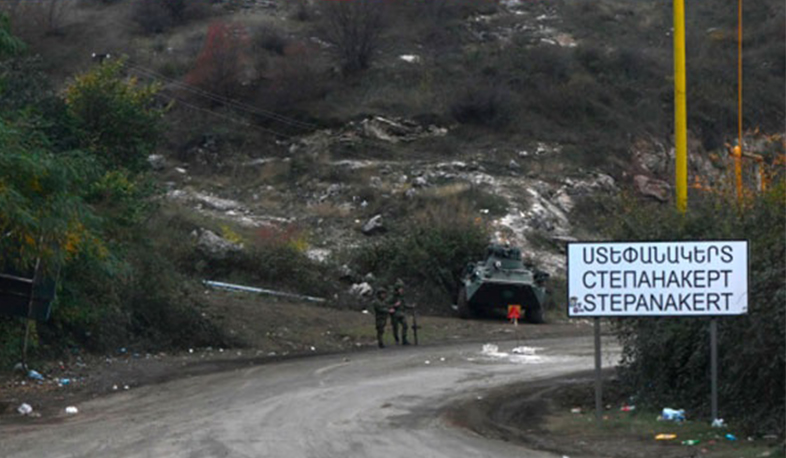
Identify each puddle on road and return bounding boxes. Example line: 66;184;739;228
469;344;548;364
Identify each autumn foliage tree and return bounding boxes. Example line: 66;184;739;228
185;22;250;98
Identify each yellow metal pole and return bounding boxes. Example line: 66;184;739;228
738;0;744;148
733;145;743;198
736;0;745;200
674;0;688;213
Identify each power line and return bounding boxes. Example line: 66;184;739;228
128;63;313;130
163;93;291;138
126;60;316;131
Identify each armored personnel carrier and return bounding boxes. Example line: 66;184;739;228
457;243;548;323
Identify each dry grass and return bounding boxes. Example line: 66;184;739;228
308;202;352;220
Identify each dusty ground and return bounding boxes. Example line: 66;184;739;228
2;295;782;457
448;372;785;458
0;289;590;422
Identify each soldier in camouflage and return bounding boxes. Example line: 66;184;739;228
389;279;410;345
372;287;390;348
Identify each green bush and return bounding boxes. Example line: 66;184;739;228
450;80;515;127
604;183;786;436
352;199;489;313
65;59;165;172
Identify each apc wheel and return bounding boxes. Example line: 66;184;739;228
525;304;544;324
457;287;471;319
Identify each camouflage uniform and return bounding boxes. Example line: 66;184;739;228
389;280;410;345
372;289;390;348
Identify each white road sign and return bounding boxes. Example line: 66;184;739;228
567;241;748;317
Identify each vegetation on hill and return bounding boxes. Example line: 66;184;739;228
594;177;786;436
0;21;228;366
0;3;782;440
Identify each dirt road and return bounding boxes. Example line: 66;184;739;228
2;336;615;457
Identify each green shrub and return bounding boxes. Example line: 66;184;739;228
351;199;489;313
604;183;786;435
65;59;165;172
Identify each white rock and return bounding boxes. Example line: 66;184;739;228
399;54;421;63
350;282;373;297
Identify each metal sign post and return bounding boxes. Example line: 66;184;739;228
567;240;749;426
710;318;719;421
594;317;602;422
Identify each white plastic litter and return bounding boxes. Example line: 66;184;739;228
661;408;686;422
712;418;726;428
65;406;79;415
27;370;44;381
17;403;33;415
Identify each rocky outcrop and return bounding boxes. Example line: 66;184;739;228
194;229;243;260
361;215;385;235
633;175;671;202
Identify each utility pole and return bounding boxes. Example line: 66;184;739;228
674;0;688;213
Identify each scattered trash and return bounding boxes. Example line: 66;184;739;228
655;434;678;441
64;406;79;415
660;408;686;422
424;360;431;365
620;405;636;412
112;385;118;391
123;385;130;390
17;403;33;415
711;418;726;428
681;439;700;446
399;54;421;64
725;433;737;441
482;344;502;356
58;378;71;386
511;346;540;355
188;348;194;354
439;357;446;362
571;407;582;414
361;309;369;314
27;370;44;381
309;346;316;351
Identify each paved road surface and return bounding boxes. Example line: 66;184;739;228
2;336;616;457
